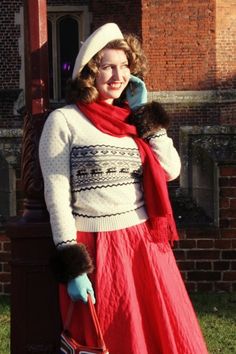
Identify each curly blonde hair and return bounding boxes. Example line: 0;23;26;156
66;34;147;104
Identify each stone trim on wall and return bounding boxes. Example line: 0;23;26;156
0;129;22;224
148;89;236;104
0;128;22;139
179;125;236;226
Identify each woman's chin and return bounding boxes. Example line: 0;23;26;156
99;92;123;103
110;90;124;100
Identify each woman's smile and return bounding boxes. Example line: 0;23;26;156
108;82;123;89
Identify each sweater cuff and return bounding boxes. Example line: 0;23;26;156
145;128;167;141
51;243;94;283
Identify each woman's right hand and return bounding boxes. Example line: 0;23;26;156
126;75;147;110
67;273;96;304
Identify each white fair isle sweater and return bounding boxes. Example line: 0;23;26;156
39;105;181;248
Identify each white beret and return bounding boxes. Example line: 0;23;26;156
72;23;124;79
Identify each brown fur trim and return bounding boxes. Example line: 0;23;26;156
128;101;170;139
51;243;94;283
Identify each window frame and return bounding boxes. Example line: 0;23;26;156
47;6;90;102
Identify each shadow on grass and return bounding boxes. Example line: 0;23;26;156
191;292;236;316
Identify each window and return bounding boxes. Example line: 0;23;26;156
47;6;89;101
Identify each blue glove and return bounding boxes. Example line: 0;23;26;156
126;74;147;110
67;273;95;304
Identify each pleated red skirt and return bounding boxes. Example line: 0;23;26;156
60;222;208;354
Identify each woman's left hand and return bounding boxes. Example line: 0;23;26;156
67;273;96;304
126;75;147;110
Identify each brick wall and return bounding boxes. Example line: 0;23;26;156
0;0;23;128
162;101;220;150
216;0;236;125
91;0;142;34
142;0;216;91
216;0;236;90
173;163;236;292
219;165;236;231
142;0;236;129
174;228;236;292
141;0;235;92
0;1;22;89
0;232;11;294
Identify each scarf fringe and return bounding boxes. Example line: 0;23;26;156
148;215;179;247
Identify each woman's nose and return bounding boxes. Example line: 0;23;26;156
112;67;123;80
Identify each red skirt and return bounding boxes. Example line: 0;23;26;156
60;222;208;354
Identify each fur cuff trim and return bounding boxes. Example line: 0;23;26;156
128;101;170;139
51;243;94;283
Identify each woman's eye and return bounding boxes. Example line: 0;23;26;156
102;65;112;70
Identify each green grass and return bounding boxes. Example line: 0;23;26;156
191;292;236;354
0;293;236;354
0;296;10;354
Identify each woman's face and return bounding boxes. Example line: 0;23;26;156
95;48;131;104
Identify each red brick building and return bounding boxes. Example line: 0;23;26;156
0;0;236;295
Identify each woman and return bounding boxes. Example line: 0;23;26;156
39;23;208;354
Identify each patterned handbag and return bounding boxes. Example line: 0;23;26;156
60;295;109;354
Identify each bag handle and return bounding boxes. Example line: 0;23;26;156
87;295;106;348
64;294;106;349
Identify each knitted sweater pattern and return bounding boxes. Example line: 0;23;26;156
39;105;181;248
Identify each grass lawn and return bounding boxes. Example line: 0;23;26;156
0;292;236;353
191;292;236;354
0;296;10;354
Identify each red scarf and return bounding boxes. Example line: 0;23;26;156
76;100;178;244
